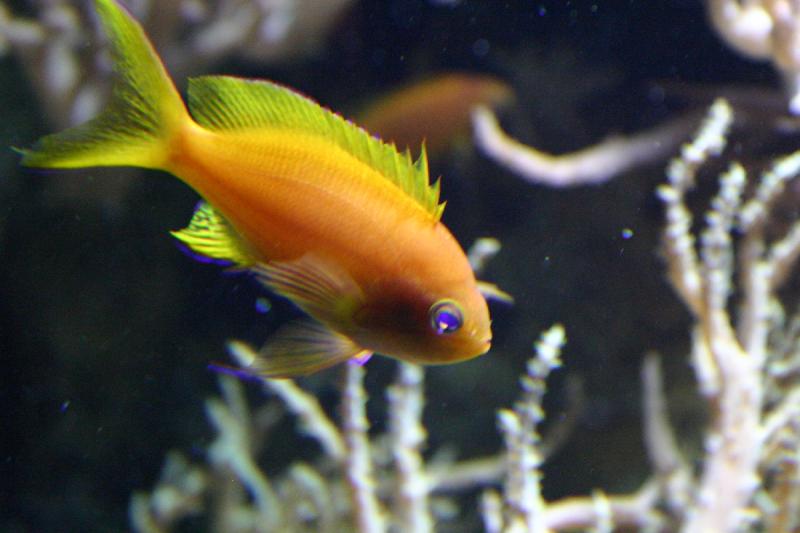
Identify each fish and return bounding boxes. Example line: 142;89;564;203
19;0;492;378
358;73;514;156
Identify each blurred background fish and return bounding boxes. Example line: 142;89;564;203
357;72;514;156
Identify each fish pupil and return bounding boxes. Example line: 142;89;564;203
429;300;463;335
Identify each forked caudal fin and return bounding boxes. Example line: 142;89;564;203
19;0;186;170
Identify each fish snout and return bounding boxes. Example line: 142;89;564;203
478;335;492;354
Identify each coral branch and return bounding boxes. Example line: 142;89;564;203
205;375;281;530
641;353;691;515
471;105;695;187
542;483;660;531
707;0;800;113
341;362;386;533
388;362;432;533
497;324;565;533
129;452;208;533
658;98;733;318
228;340;346;461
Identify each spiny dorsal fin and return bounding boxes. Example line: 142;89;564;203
187;76;445;221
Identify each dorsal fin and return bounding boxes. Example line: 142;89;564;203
187;76;445;220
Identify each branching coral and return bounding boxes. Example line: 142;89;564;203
658;98;800;531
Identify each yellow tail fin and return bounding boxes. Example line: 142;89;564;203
19;0;186;170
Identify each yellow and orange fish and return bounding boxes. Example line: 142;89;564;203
20;0;492;378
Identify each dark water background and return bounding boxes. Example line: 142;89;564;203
0;0;783;531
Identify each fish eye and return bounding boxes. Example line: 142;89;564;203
429;299;463;335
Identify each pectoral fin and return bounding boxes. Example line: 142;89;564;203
171;202;254;266
227;320;371;378
254;254;364;324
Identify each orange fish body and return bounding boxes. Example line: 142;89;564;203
21;0;492;376
170;122;486;363
359;73;514;155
